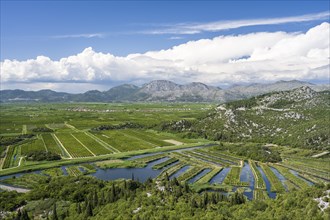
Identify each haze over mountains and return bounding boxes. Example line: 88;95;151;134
0;80;329;103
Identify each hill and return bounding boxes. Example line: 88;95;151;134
160;86;330;150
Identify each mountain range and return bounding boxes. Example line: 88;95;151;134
0;80;329;103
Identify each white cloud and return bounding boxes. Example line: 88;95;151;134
1;22;329;92
143;11;330;35
51;33;105;39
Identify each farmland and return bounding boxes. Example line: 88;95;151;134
0;102;329;205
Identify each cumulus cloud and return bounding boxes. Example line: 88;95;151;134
1;22;329;91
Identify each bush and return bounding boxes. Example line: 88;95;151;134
32;127;54;132
26;151;61;161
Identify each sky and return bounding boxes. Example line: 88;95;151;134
0;0;329;93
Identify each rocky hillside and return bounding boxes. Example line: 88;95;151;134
161;86;330;150
1;80;329;103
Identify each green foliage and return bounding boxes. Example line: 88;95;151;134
0;174;329;219
0;191;26;211
91;122;144;132
0;134;35;147
25;151;61;161
214;143;282;163
32;127;54;132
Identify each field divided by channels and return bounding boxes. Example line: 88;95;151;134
152;157;178;170
223;166;243;186
71;132;112;155
177;166;205;182
280;161;330;181
157;161;186;180
254;190;269;200
92;130;155;152
134;154;167;163
120;129;173;147
42;134;63;155
196;148;241;165
55;133;94;158
260;164;286;193
185;150;232;166
66;166;84;176
282;156;330;172
271;165;310;189
249;160;266;190
196;167;223;184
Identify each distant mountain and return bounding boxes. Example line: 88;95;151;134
227;80;316;98
0;80;329;103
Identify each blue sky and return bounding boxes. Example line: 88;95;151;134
0;1;329;92
1;0;329;60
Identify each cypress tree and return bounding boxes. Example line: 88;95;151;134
77;203;82;214
85;202;93;217
93;190;98;207
20;209;30;220
52;203;58;220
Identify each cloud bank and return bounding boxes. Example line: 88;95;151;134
1;22;329;92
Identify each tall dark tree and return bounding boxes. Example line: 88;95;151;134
52;203;58;220
85;202;93;218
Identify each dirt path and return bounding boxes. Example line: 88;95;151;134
312;151;329;158
0;184;30;193
40;134;49;152
164;139;183;146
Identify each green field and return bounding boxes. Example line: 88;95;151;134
55;133;94;158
